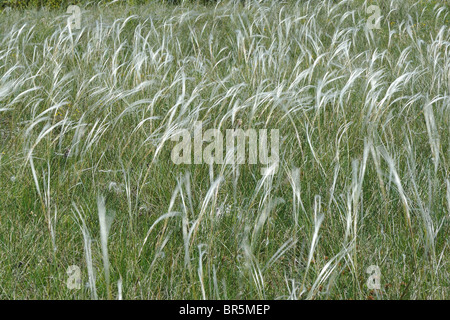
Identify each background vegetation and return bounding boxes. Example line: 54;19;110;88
0;0;220;11
0;0;449;299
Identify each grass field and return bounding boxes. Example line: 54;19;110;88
0;0;449;299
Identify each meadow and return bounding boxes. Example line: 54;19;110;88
0;0;449;299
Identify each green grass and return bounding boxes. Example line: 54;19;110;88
0;0;449;299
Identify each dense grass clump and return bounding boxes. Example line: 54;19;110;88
0;0;449;299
